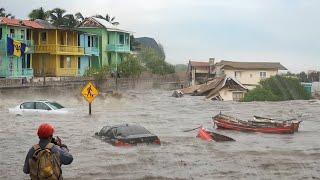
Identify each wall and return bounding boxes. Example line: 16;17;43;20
224;69;278;86
219;88;245;101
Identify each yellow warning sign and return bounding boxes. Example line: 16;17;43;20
81;82;99;103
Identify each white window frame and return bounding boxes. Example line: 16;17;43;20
260;71;267;79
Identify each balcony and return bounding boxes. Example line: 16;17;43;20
35;44;84;55
0;68;33;78
107;44;130;53
84;47;99;56
0;39;34;54
56;68;78;76
22;68;34;77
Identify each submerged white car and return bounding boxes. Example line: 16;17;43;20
9;100;70;115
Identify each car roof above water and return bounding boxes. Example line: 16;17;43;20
101;124;153;137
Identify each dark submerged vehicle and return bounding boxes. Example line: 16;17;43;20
95;124;161;146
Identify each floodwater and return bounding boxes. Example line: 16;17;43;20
0;89;320;180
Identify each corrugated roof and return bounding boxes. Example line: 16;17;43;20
91;17;131;33
0;17;28;27
189;61;209;67
216;60;287;70
22;20;43;29
34;19;57;29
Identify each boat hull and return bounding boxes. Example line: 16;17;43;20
213;115;295;134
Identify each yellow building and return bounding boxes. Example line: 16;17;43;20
32;19;84;77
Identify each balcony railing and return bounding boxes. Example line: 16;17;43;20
85;47;99;56
22;68;34;77
57;68;78;76
0;68;33;78
107;44;130;53
0;39;34;54
35;44;84;55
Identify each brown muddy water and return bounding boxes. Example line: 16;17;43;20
0;89;320;180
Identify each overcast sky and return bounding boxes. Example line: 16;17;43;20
1;0;319;72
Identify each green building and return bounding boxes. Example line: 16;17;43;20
0;17;35;78
78;17;131;71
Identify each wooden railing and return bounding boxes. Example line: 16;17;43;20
56;68;78;76
34;44;84;55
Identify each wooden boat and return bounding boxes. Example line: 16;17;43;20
253;116;301;132
197;127;235;142
213;113;295;134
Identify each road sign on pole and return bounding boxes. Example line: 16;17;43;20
81;82;99;115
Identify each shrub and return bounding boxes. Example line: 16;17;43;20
243;87;279;102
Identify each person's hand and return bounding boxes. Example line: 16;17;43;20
56;136;62;146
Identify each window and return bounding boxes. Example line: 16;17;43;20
108;53;112;65
26;54;31;68
0;28;2;39
250;74;253;78
88;36;91;47
234;71;241;79
119;34;124;44
78;34;80;46
107;34;110;44
10;29;14;37
21;30;25;39
40;32;47;43
78;57;81;69
125;34;129;45
21;102;35;109
260;72;267;79
36;102;51;110
232;92;244;101
47;102;64;110
60;56;64;68
66;57;71;68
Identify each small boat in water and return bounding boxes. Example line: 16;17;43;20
252;116;302;132
197;127;235;142
213;113;295;134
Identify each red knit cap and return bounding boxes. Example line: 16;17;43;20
37;123;55;138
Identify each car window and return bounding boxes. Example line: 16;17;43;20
21;102;35;109
35;102;51;110
99;126;110;135
47;102;64;110
117;125;151;137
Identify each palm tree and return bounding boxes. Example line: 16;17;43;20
63;14;78;28
75;12;85;22
94;14;119;26
28;7;49;20
0;7;14;18
48;8;66;27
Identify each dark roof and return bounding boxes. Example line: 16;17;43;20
216;60;287;70
34;19;57;29
195;77;225;95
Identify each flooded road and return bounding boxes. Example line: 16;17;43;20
0;89;320;179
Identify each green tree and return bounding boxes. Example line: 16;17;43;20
0;7;13;18
63;14;78;28
243;75;311;102
48;8;66;27
28;7;49;20
94;14;119;25
118;55;144;78
75;12;85;22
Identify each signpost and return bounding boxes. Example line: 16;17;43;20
81;82;99;115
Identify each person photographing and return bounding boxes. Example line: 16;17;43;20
23;123;73;180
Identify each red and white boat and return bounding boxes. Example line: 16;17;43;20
213;113;295;134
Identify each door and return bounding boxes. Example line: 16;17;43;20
20;102;36;114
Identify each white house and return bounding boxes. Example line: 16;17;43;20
213;60;287;90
